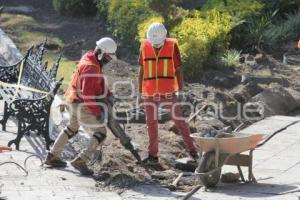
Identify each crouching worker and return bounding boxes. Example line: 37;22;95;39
44;37;117;175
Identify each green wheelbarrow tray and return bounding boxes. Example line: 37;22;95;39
191;134;264;188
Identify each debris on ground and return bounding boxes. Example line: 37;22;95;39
221;172;241;183
3;0;300;193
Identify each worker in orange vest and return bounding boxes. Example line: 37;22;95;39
138;22;198;165
44;37;117;175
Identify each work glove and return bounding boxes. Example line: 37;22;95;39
176;90;187;102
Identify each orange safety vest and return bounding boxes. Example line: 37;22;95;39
64;53;101;102
141;38;179;96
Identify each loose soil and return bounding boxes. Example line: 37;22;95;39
2;0;300;193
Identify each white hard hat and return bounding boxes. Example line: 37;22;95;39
147;22;167;46
96;37;117;60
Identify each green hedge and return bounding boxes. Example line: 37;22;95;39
52;0;97;17
203;0;264;20
172;10;233;80
96;0;109;19
107;0;152;48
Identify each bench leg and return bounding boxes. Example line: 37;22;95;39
8;121;24;150
0;102;10;131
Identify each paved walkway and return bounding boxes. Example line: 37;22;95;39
1;115;300;200
0;125;121;200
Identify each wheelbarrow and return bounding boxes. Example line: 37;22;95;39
191;133;264;187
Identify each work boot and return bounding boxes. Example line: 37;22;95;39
142;155;159;166
71;156;94;176
189;151;199;161
44;152;67;167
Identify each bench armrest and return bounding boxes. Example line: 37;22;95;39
9;94;54;118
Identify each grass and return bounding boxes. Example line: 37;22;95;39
0;13;74;87
44;53;77;89
220;49;242;68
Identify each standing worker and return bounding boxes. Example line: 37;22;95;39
44;37;117;175
138;22;198;165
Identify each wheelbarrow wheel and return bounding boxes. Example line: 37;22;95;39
196;151;221;188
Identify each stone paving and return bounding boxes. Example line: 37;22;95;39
1;115;300;200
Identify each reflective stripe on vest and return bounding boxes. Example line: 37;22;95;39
141;38;179;96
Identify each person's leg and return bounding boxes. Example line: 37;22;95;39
165;96;197;154
50;103;80;157
45;103;80;167
144;97;159;158
71;103;107;175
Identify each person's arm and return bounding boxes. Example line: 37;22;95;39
298;39;300;49
174;44;184;91
176;67;184;91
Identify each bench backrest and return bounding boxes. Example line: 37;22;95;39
0;41;62;102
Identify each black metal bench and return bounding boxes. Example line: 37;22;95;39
0;41;63;150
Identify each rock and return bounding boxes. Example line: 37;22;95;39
286;88;300;106
248;83;299;117
245;54;256;66
239;55;245;63
202;70;241;89
254;53;264;63
241;75;289;87
175;157;197;172
203;89;235;104
231;82;264;103
221;172;240;183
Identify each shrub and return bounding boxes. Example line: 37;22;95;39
107;0;152;47
263;11;300;45
96;0;109;19
178;0;205;9
203;0;264;20
146;0;179;20
146;0;188;29
171;9;233;80
262;0;300;16
137;16;164;42
52;0;97;17
221;49;241;67
231;11;275;50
